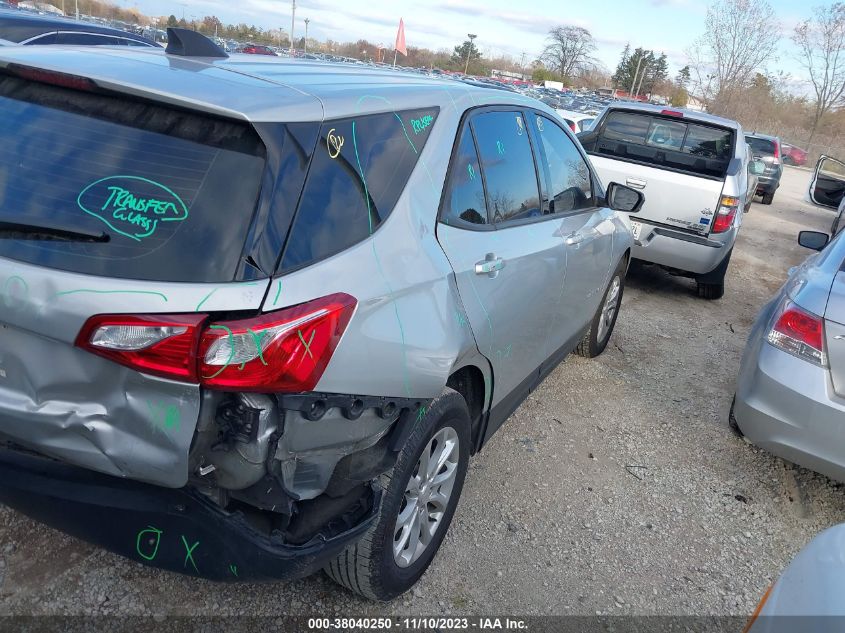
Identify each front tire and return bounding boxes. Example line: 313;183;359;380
575;258;626;358
324;388;471;601
761;190;775;205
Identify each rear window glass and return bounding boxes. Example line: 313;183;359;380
596;110;734;178
281;107;438;271
0;75;265;282
746;136;776;156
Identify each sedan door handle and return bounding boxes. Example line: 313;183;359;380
475;253;505;277
626;178;647;190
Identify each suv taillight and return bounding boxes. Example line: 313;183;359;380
75;314;206;381
76;293;357;391
767;299;826;367
198;293;356;392
712;195;739;233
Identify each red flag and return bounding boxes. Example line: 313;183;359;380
394;18;407;56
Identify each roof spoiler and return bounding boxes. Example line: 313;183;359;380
165;28;228;59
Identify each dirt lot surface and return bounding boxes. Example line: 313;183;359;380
1;166;843;616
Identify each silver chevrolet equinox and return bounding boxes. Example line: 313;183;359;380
0;30;642;600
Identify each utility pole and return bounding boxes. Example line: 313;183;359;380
635;60;650;98
74;0;78;19
464;33;477;75
289;0;296;56
629;55;643;96
304;17;309;54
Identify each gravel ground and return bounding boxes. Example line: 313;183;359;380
1;166;843;616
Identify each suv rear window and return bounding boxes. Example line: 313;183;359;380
593;110;734;178
746;136;776;156
280;107;438;272
0;74;266;282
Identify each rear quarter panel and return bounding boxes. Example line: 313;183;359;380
0;256;268;487
261;85;493;405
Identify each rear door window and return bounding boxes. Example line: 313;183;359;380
471;111;541;224
594;110;734;178
280;108;438;272
440;125;489;227
0;74;266;282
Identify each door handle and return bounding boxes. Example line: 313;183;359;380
565;232;584;246
475;253;505;277
626;178;647;189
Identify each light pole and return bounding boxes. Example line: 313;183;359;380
74;0;78;19
289;0;296;56
464;33;477;75
304;18;309;54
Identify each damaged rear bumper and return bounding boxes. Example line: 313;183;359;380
0;447;379;582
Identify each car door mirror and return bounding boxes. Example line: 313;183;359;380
750;160;765;176
606;182;644;213
798;230;829;251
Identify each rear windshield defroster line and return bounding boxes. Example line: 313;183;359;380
0;75;267;283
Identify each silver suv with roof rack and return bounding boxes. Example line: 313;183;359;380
0;28;642;600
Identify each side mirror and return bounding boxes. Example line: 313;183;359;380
606;182;644;213
798;230;829;251
750;160;765;176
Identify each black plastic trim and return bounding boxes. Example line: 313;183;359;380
0;448;378;582
165;27;228;58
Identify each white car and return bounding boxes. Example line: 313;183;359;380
555;109;595;133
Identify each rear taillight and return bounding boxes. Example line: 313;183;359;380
198;293;356;392
712;195;740;233
76;314;206;381
660;109;684;118
767;300;826;367
76;293;357;391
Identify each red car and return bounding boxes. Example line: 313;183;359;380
782;143;808;166
240;44;277;56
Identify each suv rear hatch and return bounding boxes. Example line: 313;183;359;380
746;135;780;181
0;67;272;487
582;109;735;235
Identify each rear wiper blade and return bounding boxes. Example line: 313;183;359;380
0;221;109;243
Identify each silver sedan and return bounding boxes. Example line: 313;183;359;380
732;228;845;481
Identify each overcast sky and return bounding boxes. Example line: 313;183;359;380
124;0;817;86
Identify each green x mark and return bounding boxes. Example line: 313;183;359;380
181;535;200;574
298;329;315;359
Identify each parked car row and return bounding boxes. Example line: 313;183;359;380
0;7;159;47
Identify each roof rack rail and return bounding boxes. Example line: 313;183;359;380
165;27;228;59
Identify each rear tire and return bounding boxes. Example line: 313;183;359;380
575;258;626;358
324;388;471;601
761;191;775;205
696;249;732;301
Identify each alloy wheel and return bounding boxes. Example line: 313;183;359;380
393;426;460;568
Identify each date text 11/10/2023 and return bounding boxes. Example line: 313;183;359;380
307;617;528;630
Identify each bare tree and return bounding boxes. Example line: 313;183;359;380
686;0;780;114
794;3;845;143
541;26;597;83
